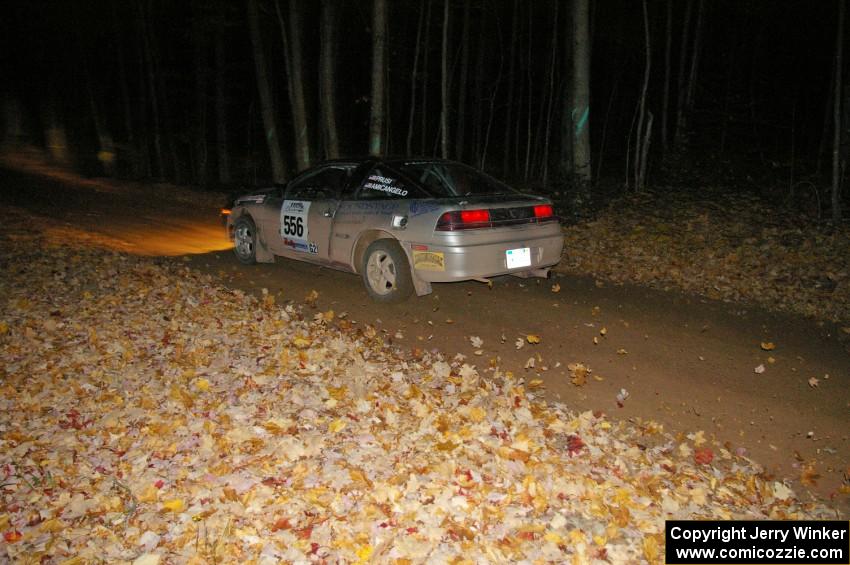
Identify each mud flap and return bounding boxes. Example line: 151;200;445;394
255;229;275;263
400;242;433;296
411;272;432;296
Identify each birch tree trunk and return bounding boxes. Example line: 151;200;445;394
661;0;672;157
319;0;340;159
634;0;652;191
571;0;592;195
369;0;387;156
247;0;287;183
832;0;845;222
276;0;311;171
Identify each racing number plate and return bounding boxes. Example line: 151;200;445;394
506;247;531;269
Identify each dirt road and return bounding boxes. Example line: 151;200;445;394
2;162;847;513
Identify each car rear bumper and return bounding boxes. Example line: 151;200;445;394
408;230;564;282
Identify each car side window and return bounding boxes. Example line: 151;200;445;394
356;167;428;200
286;166;354;200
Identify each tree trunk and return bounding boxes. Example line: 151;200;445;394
661;0;672;157
472;6;486;164
192;0;208;186
674;0;693;148
215;1;231;184
112;3;139;176
420;0;433;155
503;0;519;176
369;0;387;156
832;0;845;222
541;1;560;186
406;0;425;156
677;0;704;147
684;0;705;112
454;1;471;161
137;0;164;178
247;0;287;183
571;0;592;190
319;0;340;159
275;0;311;171
634;0;652;191
523;7;532;182
439;0;449;159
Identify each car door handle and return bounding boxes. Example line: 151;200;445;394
323;209;335;218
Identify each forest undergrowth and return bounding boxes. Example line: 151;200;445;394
556;186;850;326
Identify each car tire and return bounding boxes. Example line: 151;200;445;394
361;239;414;303
233;216;258;265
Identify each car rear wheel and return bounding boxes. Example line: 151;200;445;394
361;239;413;303
233;216;258;265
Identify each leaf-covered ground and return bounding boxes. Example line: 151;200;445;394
0;227;839;563
556;189;850;324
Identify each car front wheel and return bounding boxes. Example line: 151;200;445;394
361;239;414;303
233;216;258;265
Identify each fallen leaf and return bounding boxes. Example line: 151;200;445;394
551;283;561;293
754;364;766;374
469;335;483;348
568;363;589;387
760;341;776;351
807;377;819;388
161;499;184;513
694;447;714;465
526;334;541;344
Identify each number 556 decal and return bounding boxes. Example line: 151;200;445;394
280;200;314;253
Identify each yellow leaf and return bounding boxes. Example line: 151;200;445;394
551;283;561;293
328;419;347;433
195;378;210;392
761;341;776;351
138;484;159;503
356;544;374;562
526;334;541;344
162;498;184;512
38;518;65;533
466;406;487;423
642;535;660;563
292;336;312;349
0;321;8;335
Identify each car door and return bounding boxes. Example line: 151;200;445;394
275;164;356;263
329;164;430;268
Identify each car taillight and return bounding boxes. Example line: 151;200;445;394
460;209;490;223
436;209;491;231
533;204;553;218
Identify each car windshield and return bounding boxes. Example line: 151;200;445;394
393;161;516;197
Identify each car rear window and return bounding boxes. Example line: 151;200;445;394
394;161;516;197
357;167;428;200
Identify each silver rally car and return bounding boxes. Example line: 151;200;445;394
226;158;563;302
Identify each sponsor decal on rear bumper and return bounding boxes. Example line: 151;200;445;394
413;250;445;271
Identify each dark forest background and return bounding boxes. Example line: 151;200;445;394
1;0;846;218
